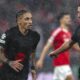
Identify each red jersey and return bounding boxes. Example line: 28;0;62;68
48;27;71;66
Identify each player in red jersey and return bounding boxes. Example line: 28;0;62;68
48;5;80;80
36;12;75;80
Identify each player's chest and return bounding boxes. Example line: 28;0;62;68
54;32;71;41
10;34;35;48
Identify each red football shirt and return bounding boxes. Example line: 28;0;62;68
48;27;71;66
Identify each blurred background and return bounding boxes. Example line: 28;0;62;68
0;0;80;80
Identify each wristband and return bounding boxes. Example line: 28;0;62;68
5;59;10;64
31;65;35;70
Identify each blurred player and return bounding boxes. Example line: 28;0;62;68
36;12;74;80
0;10;40;80
48;5;80;80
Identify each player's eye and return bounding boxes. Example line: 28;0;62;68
25;17;30;20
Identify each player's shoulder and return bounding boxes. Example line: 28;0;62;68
4;27;17;37
61;28;72;37
6;26;17;33
0;27;16;39
51;27;62;36
52;27;62;33
30;30;40;38
53;27;61;32
62;28;69;33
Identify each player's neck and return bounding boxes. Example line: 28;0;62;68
60;24;69;31
18;25;28;35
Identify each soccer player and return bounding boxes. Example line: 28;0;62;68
0;10;40;80
48;5;80;57
48;5;80;79
36;12;74;80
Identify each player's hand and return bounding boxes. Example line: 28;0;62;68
8;59;24;72
36;59;43;69
48;51;58;58
31;69;37;80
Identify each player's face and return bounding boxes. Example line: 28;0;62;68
18;12;32;30
62;15;72;26
77;6;80;18
77;6;80;20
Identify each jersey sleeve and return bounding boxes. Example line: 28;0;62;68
0;33;7;48
48;31;56;44
48;28;61;44
0;31;10;48
32;32;40;52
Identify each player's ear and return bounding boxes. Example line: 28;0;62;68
17;16;23;24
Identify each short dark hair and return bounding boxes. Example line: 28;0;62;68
16;9;31;20
57;12;70;21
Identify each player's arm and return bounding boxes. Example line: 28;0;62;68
0;33;10;63
0;46;23;72
31;32;40;80
48;39;75;57
0;46;9;63
31;52;36;80
0;33;23;72
39;41;51;62
36;40;52;69
31;52;36;69
72;43;80;52
48;28;79;57
31;52;36;71
36;30;57;69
